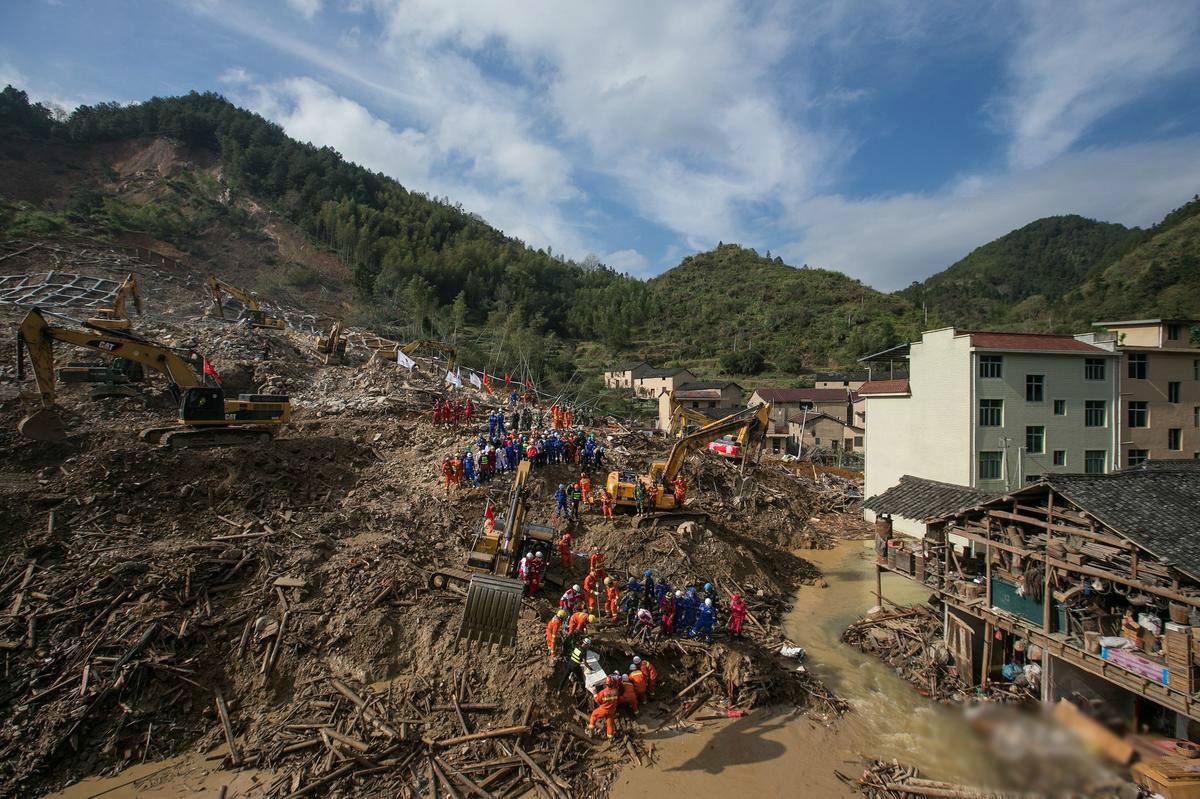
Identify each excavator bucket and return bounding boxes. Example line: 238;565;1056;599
457;574;525;650
18;408;68;442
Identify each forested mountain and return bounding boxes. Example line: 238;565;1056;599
0;86;652;355
642;244;924;374
1;85;1197;383
899;215;1142;328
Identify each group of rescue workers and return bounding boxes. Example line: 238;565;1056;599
540;550;750;738
439;427;607;495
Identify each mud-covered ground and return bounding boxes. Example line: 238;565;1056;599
0;244;866;797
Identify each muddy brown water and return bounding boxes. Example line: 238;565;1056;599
613;540;1008;797
45;541;1020;798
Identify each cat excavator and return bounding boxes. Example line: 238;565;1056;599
86;273;142;332
15;308;291;448
314;319;346;364
429;460;555;649
606;402;771;512
666;393;718;437
206;276;286;330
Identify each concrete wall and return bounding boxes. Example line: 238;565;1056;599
635;371;695;398
1118;349;1200;464
973;351;1118;490
864;328;972;500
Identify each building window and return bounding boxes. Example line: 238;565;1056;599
1085;358;1106;380
1168;323;1181;341
1026;374;1045;402
1128;449;1148;466
854;436;863;447
979;451;1002;480
1127;401;1148;428
1195;407;1200;427
1085;400;1107;427
1026;425;1045;454
1052;450;1066;466
1128;353;1147;379
1025;474;1041;483
1194;359;1199;381
1169;381;1181;403
1169;428;1182;451
1084;450;1106;474
979;355;1003;378
979;399;1003;427
1053;399;1066;416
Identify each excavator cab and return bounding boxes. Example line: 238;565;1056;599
180;387;225;422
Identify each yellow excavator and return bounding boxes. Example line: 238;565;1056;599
206;276;286;330
429;460;555;649
15;308;292;448
607;402;771;512
370;339;457;373
86;273;142;332
314;319;346;364
667;393;719;438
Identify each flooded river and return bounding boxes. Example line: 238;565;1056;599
614;540;1007;797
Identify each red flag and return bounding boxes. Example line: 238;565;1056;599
484;502;495;523
483;370;493;395
202;358;223;387
524;376;534;391
504;373;511;386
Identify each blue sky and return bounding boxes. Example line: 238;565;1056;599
3;0;1200;289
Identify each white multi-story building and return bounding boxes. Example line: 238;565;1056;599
862;328;1120;533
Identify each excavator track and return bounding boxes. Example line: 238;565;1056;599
140;425;275;449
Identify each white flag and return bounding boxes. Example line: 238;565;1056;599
469;371;482;389
396;350;416;369
446;369;462;388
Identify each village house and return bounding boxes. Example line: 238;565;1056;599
748;387;855;455
657;381;743;431
633;366;696;399
813;371;870;392
861;328;1121;515
1090;319;1200;466
602;361;650;390
868;461;1200;753
787;411;864;454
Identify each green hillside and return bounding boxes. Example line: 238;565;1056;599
899;214;1142;328
1058;195;1200;327
642;244;925;372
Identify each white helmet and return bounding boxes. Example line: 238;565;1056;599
621;674;630;682
536;551;543;558
572;584;580;592
629;664;638;672
633;656;642;664
704;598;712;607
674;590;682;598
582;637;592;645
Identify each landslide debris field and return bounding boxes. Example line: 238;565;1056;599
0;239;868;798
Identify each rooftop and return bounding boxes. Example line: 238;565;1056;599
1038;460;1200;579
786;410;861;430
607;360;648;372
639;366;694;378
857;378;910;396
864;476;994;522
676;380;742;396
752;387;849;403
965;331;1108;354
1093;319;1200;327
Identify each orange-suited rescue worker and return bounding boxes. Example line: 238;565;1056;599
545;609;566;661
603;577;620;619
618;674;639;717
583;569;602;613
568;610;594;636
558;533;574;573
588;679;620;739
628;662;649;703
633;655;658;696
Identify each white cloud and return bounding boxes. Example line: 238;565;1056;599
286;0;322;20
1002;0;1200;168
218;67;251;85
604;248;650;276
0;62;26;90
781;137;1200;291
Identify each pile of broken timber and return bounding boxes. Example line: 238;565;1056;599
217;674;622;798
838;759;1046;799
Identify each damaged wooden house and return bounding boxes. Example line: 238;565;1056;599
867;460;1200;743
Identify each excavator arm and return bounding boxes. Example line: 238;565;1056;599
659;402;771;481
207;276;259;317
16;308;201;440
667;394;718;437
400;339;457;373
87;274;142;330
